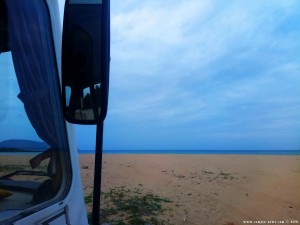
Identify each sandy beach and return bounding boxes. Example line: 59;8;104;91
1;154;299;224
79;154;300;225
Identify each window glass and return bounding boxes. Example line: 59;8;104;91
0;0;70;222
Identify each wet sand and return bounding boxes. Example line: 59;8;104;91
79;154;300;225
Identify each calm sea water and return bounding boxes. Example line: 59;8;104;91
79;149;300;155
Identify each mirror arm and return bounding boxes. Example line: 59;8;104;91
92;120;104;225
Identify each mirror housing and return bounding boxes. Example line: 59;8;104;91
62;0;110;124
0;0;9;53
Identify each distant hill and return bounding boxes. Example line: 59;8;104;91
0;139;49;152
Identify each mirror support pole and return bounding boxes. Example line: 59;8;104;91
92;120;104;225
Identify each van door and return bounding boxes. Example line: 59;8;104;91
0;0;86;224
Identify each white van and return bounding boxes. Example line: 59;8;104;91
0;0;110;224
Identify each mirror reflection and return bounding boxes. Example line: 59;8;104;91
65;83;101;121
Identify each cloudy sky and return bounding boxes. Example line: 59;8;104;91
74;0;300;151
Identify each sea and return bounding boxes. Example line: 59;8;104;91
78;149;300;155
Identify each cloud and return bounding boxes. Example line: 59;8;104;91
103;0;300;150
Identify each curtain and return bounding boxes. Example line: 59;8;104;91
5;0;60;148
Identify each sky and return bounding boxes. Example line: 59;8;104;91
74;0;300;151
1;1;300;151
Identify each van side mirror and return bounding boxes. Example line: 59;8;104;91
62;0;110;124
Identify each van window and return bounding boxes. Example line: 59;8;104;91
0;0;71;222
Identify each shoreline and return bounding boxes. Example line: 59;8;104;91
78;150;300;155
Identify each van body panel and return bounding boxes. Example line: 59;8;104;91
0;0;88;224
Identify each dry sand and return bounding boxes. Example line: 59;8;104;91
79;154;300;225
1;154;299;224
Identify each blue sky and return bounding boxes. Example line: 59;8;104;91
74;0;300;151
1;1;299;151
